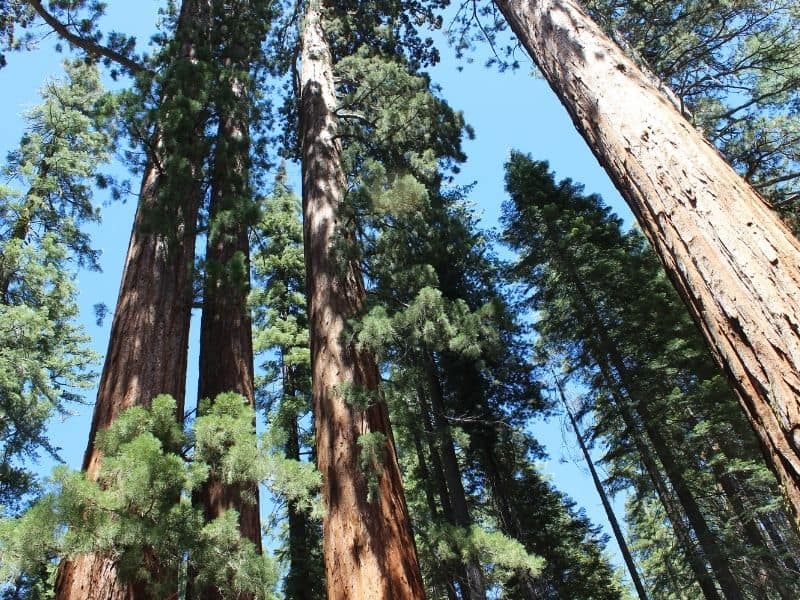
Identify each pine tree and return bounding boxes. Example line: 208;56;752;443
0;395;278;599
251;170;324;600
485;0;800;519
502;151;800;599
0;59;108;511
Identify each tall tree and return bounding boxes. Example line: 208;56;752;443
0;59;108;512
297;1;425;596
251;171;324;600
552;376;649;600
485;0;800;521
501;151;800;598
191;2;271;597
52;1;214;597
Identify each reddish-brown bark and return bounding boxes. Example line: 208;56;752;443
54;1;210;597
494;0;800;520
192;109;262;600
299;2;425;598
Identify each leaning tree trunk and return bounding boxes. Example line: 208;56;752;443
554;377;649;600
493;0;800;519
54;3;210;598
299;2;425;598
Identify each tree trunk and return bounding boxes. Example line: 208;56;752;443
283;361;319;600
299;2;425;598
493;0;800;520
591;355;721;600
54;2;210;598
423;356;486;600
554;376;649;600
192;104;262;600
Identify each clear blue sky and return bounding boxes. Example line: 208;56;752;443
0;0;637;588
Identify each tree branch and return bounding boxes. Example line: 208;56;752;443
27;0;149;75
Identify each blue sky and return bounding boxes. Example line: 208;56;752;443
0;0;638;588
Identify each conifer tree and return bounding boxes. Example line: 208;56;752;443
0;59;109;513
0;394;277;599
502;151;800;599
191;3;272;596
471;0;800;518
48;1;215;596
251;170;324;600
293;0;450;594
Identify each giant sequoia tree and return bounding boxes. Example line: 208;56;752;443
297;1;426;596
487;0;800;520
51;1;213;597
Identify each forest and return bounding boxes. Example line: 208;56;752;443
1;0;800;598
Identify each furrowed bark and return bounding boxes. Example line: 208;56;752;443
493;0;800;520
190;6;266;591
299;2;425;598
54;2;210;597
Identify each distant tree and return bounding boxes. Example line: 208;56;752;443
0;60;111;512
502;151;800;599
251;170;324;600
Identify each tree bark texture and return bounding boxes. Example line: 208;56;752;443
299;3;425;598
192;101;262;599
54;2;210;598
494;0;800;519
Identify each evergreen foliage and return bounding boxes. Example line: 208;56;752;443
0;60;115;512
0;394;281;599
502;150;800;598
5;2;800;598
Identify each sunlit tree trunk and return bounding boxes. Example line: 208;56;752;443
299;2;425;597
493;0;800;519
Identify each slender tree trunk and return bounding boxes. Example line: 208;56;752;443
493;0;800;519
553;376;649;600
283;361;318;600
299;2;425;597
546;225;741;599
424;356;486;600
54;3;210;598
410;399;459;600
418;388;455;523
474;447;539;600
